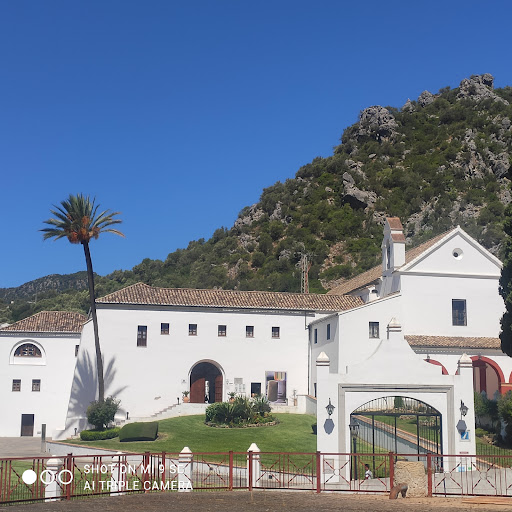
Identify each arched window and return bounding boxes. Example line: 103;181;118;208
14;344;42;357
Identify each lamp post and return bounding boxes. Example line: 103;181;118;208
349;417;359;480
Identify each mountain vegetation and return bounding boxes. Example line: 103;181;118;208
1;74;511;325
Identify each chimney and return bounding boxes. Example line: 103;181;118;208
382;217;406;272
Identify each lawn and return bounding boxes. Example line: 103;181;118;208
66;414;317;454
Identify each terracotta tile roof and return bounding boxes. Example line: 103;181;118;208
0;311;87;333
391;233;406;243
97;283;363;312
386;217;404;230
406;335;500;350
327;230;451;295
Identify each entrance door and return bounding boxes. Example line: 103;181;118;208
190;362;223;403
21;414;34;437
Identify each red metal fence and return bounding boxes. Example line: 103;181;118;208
2;451;512;504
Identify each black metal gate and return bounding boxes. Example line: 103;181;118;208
350;396;442;459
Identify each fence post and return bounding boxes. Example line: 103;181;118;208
427;453;432;497
110;451;126;496
229;451;233;491
247;443;260;490
316;451;321;494
389;452;394;489
248;451;253;491
178;447;193;492
65;454;72;500
44;457;63;502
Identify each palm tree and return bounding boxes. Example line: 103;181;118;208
42;194;124;402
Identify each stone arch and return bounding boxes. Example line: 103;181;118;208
471;356;504;397
424;358;449;375
189;360;224;404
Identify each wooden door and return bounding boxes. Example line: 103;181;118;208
190;377;205;403
214;374;223;402
21;414;34;436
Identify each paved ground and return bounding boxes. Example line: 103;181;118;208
0;437;49;458
6;492;512;512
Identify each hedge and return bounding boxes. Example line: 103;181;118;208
119;421;159;442
80;427;120;441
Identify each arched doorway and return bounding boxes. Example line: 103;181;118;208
350;396;442;458
190;362;223;404
472;357;503;398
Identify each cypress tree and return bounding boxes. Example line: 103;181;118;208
500;201;512;356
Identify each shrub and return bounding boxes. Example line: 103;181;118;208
205;396;274;426
80;427;120;441
86;396;121;430
119;421;159;442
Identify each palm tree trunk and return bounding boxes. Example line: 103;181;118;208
83;241;105;403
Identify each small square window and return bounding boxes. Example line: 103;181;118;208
452;299;467;326
32;379;41;392
218;325;227;337
272;326;280;338
161;323;170;335
327;324;331;340
137;325;147;347
246;326;254;338
75;345;79;357
12;379;21;392
189;324;197;336
314;328;318;344
369;322;379;338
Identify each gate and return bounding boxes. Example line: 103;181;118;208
350;396;442;463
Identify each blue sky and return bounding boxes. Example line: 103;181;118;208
1;1;511;288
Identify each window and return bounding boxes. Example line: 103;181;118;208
369;322;379;338
246;326;254;338
14;344;41;357
452;299;467;326
272;326;280;338
32;379;41;392
218;325;227;337
75;345;79;357
189;324;197;336
327;324;331;340
137;325;147;347
314;328;318;344
161;323;169;335
12;379;21;392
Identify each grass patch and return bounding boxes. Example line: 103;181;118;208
67;414;317;454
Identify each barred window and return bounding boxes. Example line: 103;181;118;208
218;325;227;337
137;325;147;347
161;323;170;335
14;344;41;357
369;322;379;338
32;379;41;392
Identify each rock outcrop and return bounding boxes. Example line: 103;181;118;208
358;106;399;142
457;73;509;105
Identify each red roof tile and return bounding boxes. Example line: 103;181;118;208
97;283;363;312
406;335;500;350
0;311;87;333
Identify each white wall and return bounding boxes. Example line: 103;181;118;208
57;305;314;438
0;333;80;437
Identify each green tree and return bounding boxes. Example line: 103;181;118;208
86;396;121;430
500;202;512;356
41;194;124;402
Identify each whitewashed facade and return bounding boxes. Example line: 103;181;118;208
1;217;509;451
0;312;85;437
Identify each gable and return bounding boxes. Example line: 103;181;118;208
400;228;502;277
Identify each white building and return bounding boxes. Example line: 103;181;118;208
0;217;509;457
0;311;85;437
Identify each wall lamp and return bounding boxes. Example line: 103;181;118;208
326;398;335;417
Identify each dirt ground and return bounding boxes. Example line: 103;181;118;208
7;491;512;512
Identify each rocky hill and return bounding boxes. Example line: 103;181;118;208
2;74;510;324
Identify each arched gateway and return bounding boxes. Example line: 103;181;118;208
190;361;223;403
350;396;442;457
